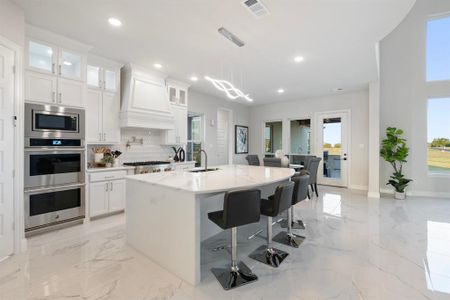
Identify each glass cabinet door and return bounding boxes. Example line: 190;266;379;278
179;89;187;105
28;40;55;74
104;69;117;91
87;65;101;88
59;49;82;79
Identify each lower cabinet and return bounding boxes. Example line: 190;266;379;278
88;170;127;218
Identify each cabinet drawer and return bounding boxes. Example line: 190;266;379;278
89;170;127;182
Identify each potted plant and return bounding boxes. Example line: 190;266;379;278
380;127;412;199
101;154;115;168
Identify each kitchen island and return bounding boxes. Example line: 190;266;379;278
126;164;294;285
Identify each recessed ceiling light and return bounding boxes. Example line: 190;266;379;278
277;88;285;94
333;88;344;92
108;17;122;27
294;56;304;63
154;63;162;69
63;61;72;66
190;76;199;82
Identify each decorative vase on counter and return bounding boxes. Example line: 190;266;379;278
113;160;120;167
94;153;104;163
106;162;112;168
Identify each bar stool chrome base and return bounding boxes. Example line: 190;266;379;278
249;245;289;268
279;219;306;230
211;261;258;290
272;231;305;248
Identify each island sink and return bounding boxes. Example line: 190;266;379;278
189;168;220;173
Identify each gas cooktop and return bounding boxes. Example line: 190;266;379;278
123;161;170;166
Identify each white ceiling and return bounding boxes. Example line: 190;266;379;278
14;0;415;105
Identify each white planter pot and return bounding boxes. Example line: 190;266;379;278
394;191;406;200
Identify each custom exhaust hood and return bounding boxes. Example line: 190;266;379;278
120;63;174;129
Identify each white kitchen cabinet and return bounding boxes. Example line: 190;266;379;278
86;89;120;144
86;89;103;142
167;80;189;107
25;38;87;108
108;179;126;212
89;181;110;217
87;64;119;93
88;170;127;218
25;71;57;104
162;104;187;145
58;78;85;107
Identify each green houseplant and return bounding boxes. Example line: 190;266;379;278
380;127;412;199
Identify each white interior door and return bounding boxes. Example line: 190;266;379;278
217;109;230;165
316;111;349;187
0;44;15;259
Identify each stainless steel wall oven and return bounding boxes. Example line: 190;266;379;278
24;102;86;235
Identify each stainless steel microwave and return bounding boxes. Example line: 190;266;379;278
25;103;85;140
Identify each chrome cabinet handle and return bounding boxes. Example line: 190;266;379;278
52;91;56;102
103;133;106;141
58;93;62;103
105;182;108;192
52;63;56;74
58;64;62;75
110;182;113;191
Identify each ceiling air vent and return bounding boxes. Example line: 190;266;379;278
242;0;270;18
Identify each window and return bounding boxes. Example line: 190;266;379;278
427;16;450;81
187;114;203;167
290;119;311;154
427;98;450;174
264;121;282;156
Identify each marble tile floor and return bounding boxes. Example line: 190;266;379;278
1;186;450;299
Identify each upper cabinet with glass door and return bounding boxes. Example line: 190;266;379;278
166;79;189;107
26;39;85;82
87;64;118;93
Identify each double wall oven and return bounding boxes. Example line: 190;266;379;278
24;103;86;235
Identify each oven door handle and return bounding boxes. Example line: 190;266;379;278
24;147;86;152
25;183;86;194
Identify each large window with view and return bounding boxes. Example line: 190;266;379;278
264;121;282;156
427;15;450;175
427;98;450;174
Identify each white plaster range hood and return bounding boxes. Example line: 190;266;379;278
120;63;174;129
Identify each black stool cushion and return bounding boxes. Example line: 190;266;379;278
260;182;294;217
291;174;310;205
208;189;261;230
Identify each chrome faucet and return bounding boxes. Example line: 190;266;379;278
200;149;208;171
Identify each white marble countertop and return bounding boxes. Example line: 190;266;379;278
86;166;136;173
126;164;294;194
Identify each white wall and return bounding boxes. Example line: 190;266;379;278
380;0;450;197
249;90;369;190
188;90;251;166
0;0;25;47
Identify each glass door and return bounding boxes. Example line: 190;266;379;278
59;49;82;80
28;40;56;74
316;111;349;187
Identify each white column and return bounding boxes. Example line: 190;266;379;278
368;81;380;198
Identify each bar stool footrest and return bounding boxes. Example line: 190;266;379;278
273;231;305;248
211;261;258;290
249;245;289;268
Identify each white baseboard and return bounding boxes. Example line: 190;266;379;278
367;191;380;198
380;188;450;199
349;185;368;191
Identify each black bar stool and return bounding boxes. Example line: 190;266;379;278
273;175;309;248
249;182;294;267
208;189;261;290
280;173;310;230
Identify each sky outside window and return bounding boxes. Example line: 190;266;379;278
427;16;450;81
